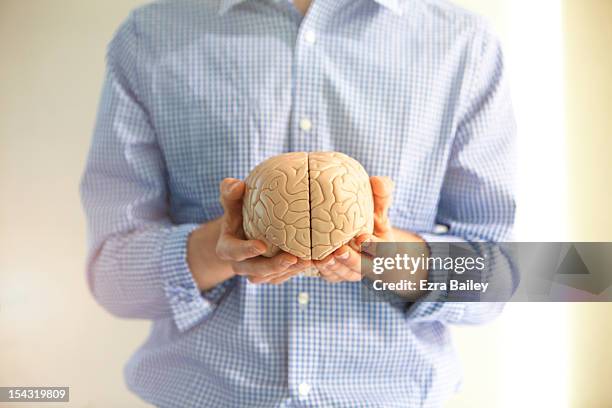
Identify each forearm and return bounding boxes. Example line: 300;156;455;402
89;223;199;320
187;218;236;291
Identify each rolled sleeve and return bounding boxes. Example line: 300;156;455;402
404;233;467;324
405;233;509;325
81;14;230;332
161;224;220;332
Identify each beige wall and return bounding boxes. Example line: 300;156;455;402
564;0;612;406
565;0;612;240
0;1;610;407
0;1;150;407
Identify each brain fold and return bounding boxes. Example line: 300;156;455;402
242;152;374;269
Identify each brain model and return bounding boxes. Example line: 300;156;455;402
242;152;374;269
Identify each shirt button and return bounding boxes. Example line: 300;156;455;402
299;118;312;132
298;292;310;306
304;30;316;44
298;382;311;397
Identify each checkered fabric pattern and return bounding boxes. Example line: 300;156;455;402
80;0;516;406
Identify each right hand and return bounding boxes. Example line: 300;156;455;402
215;178;311;285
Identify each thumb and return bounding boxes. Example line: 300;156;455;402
220;178;245;210
370;176;394;235
370;176;394;216
359;235;397;259
219;178;246;234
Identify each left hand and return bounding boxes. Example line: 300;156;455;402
313;176;402;283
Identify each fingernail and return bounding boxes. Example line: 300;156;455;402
228;181;240;192
336;251;350;260
224;180;238;192
326;259;336;267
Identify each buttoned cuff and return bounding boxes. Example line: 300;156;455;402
161;224;220;332
404;232;467;323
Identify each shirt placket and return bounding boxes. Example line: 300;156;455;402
286;3;329;405
288;4;325;154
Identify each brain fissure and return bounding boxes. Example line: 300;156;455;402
242;152;374;263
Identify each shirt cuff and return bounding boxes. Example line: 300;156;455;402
161;224;222;332
404;232;467;323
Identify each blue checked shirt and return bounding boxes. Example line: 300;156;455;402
80;0;516;406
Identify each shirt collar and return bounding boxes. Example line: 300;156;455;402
218;0;404;16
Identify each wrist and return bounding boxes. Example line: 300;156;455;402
187;218;236;291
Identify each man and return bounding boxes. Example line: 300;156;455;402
81;0;515;406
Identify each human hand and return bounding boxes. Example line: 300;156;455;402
312;176;396;282
215;178;311;285
312;176;427;285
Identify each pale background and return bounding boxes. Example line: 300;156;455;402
1;0;611;407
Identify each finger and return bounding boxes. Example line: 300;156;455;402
317;255;361;282
356;235;387;258
268;269;302;285
331;258;373;282
318;260;343;276
319;266;361;283
216;233;267;261
267;260;310;280
293;259;314;270
255;259;314;284
313;255;336;273
332;247;366;281
248;275;274;285
370;176;394;205
318;262;339;277
236;255;297;278
320;273;344;283
330;263;362;282
219;178;245;207
219;178;246;234
334;246;361;272
233;253;297;277
349;234;373;253
370;176;394;233
248;261;305;285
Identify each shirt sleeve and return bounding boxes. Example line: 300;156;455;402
80;14;230;332
405;23;517;325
